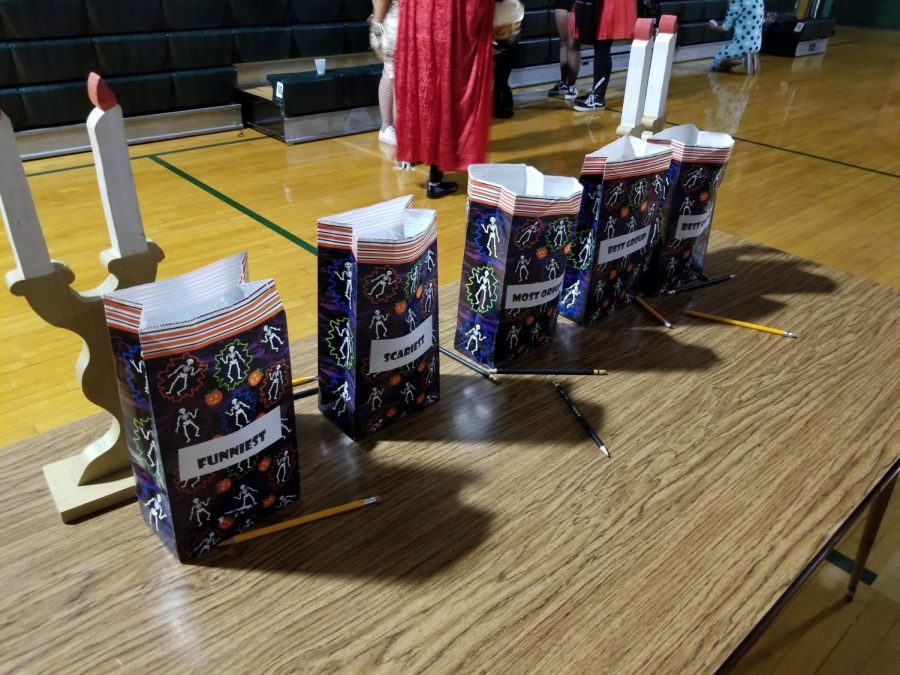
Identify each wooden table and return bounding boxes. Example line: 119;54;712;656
2;231;898;672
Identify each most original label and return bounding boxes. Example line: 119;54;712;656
178;407;281;481
598;225;652;264
675;211;712;240
368;314;434;374
504;276;566;310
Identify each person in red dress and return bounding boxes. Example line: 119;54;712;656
393;1;498;198
572;0;637;111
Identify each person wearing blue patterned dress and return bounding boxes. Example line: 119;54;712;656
709;0;764;74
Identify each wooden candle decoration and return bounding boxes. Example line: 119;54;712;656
616;18;655;138
641;15;679;136
1;74;165;522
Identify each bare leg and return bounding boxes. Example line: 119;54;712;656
554;9;570;83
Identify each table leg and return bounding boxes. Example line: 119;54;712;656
846;474;896;601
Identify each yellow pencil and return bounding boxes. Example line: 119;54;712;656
291;375;318;387
687;310;798;338
635;295;673;329
223;496;381;545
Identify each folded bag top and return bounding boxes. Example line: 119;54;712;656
582;135;674;176
468;164;583;218
647;123;734;163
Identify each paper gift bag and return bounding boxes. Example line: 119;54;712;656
455;164;582;367
642;124;734;294
559;137;672;325
317;196;439;440
103;253;300;562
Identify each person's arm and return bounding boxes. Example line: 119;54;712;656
721;0;743;32
372;0;390;24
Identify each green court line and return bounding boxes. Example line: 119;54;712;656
147;154;317;256
26;134;268;178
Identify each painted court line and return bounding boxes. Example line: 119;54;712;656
147;154;317;256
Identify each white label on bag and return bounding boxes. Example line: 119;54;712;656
368;314;434;374
598;225;652;264
504;276;566;310
178;407;281;481
275;81;284;99
675;211;712;240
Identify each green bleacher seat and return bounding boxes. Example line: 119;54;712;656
168;29;234;69
341;0;371;22
10;38;95;84
107;72;174;115
659;2;683;18
340;64;381;108
549;36;561;63
517;37;550;67
94;34;168;76
161;0;227;29
227;0;289;27
85;0;162;35
681;0;706;22
523;0;548;8
292;24;346;57
521;10;552;38
703;0;727;20
172;66;236;108
764;0;795;12
290;0;341;24
344;21;370;53
0;88;26;129
268;71;342;116
21;81;92;127
234;27;292;62
0;43;13;87
0;0;89;39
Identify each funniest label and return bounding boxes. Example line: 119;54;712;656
178;407;281;480
598;225;652;264
368;314;434;374
504;276;566;310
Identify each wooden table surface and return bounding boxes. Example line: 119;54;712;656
2;231;898;673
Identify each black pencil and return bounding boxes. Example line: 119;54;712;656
666;274;735;295
551;381;610;458
489;367;608;376
292;386;318;400
439;346;500;384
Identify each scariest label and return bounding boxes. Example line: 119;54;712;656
178;407;281;480
675;211;711;240
504;276;566;310
598;225;652;263
368;315;434;374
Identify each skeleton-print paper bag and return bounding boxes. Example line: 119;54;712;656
455;164;582;367
103;253;300;562
642;124;734;294
317;196;439;441
559;137;672;326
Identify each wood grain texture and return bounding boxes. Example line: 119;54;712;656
1;230;898;672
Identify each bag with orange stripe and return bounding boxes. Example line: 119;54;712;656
317;196;439;440
455;164;583;367
559;137;673;325
103;253;300;562
641;124;734;294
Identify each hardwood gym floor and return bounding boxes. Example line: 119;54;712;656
1;25;897;673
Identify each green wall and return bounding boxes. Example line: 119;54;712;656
827;0;900;30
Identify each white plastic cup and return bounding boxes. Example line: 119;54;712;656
315;58;326;75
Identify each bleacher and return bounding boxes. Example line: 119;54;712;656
0;0;833;154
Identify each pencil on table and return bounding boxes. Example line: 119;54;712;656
223;496;382;545
293;386;318;400
439;346;500;384
552;381;610;458
686;310;798;338
489;367;608;376
291;375;318;387
667;274;735;295
635;295;673;329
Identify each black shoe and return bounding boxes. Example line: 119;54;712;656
572;93;606;112
426;181;459;199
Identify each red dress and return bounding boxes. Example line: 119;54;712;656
394;0;495;172
569;0;637;41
